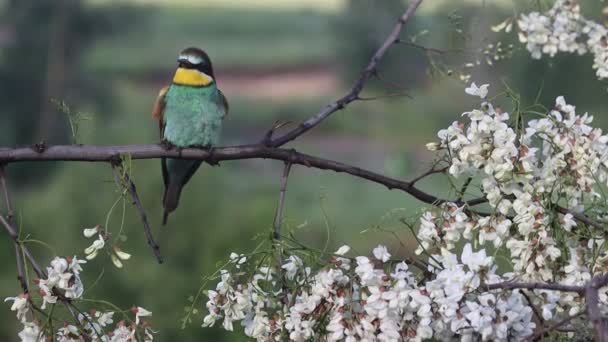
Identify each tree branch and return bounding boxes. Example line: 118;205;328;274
525;312;583;342
482;280;585;294
0;166;28;294
0;143;452;207
273;161;292;241
267;0;424;147
110;161;163;263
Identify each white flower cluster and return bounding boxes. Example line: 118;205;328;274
415;82;608;335
4;256;155;341
202;244;537;341
83;226;132;268
515;0;608;79
199;82;608;339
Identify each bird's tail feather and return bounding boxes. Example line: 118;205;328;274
162;183;182;225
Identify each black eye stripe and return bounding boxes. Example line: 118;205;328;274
178;60;197;69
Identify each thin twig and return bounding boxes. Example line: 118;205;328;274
482;280;585;294
273;162;292;241
0;166;28;293
110;162;163;264
410;165;448;185
525;312;583;342
268;0;425;147
272;162;292;303
356;91;412;101
520;290;545;336
395;39;454;55
456;177;472;203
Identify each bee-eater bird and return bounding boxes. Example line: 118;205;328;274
152;47;228;225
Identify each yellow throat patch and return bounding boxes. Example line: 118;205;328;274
172;68;213;86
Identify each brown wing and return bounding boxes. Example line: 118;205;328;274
152;86;169;138
218;89;229;118
153;86;170;191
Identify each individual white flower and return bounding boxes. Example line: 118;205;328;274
18;322;44;342
461;243;492;272
96;311;114;327
465;82;489;98
281;255;303;280
4;294;29;322
56;324;80;341
113;247;131;261
426;142;441;151
38;282;58;310
85;234;105;260
334;245;350;255
133;306;152;325
561;213;577;231
111;254;124;269
82;225;99;238
372;245;391;262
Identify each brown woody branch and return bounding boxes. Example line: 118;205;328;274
483;280;585;294
0;144;453;207
110;161;163;264
483;275;608;341
267;0;424;147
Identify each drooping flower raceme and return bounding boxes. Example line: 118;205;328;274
4;255;156;341
202;243;537;341
513;0;608;80
200;82;608;340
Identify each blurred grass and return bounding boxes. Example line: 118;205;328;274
84;6;335;75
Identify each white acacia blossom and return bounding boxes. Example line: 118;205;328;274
202;243;536;341
4;255;156;341
514;0;608;79
199;82;608;340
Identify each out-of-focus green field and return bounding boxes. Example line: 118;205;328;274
84;6;338;75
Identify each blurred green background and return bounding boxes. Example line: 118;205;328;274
1;0;607;340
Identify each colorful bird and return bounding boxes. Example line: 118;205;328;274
152;47;228;225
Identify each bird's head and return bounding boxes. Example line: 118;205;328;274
172;47;215;87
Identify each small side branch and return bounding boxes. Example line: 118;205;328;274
268;0;425;147
273;162;293;241
482;281;585;294
0;166;28;293
110;162;163;264
525;312;583;342
410;165;448;185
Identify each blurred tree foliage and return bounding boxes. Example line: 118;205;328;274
0;0;139;181
334;0;428;88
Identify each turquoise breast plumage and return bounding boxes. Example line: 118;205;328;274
163;84;225;148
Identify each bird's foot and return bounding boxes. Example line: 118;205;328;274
160;140;175;151
32;140;47;153
198;145;219;166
